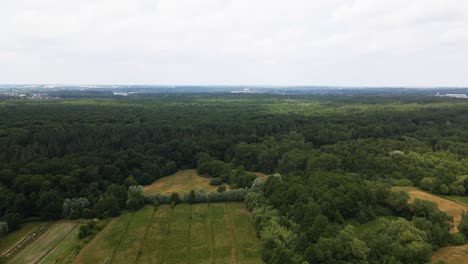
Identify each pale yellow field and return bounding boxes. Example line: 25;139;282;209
143;169;221;195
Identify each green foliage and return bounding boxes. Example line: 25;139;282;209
448;232;466;246
63;198;89;219
216;185;226;193
209;177;223;186
308;225;369;264
361;218;432;263
0;222;7;237
126;185;144;211
385;191;409;213
37;190;63;220
409;199;452;247
78;224;90;239
187;190;196;204
170;192;181;204
459;211;468;237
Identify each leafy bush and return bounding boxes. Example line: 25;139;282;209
209;178;223;186
459;212;468;237
448;232;466;246
126;185;144;211
78;224;90;239
63;198;90;219
217;185;226;193
0;222;8;237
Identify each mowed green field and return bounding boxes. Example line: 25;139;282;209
8;222;79;264
74;203;263;264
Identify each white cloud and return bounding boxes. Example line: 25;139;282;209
0;0;467;86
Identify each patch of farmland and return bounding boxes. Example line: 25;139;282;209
393;186;468;232
112;207;154;264
8;222;78;264
137;205;172;264
73;213;133;264
74;203;263;264
37;225;80;264
0;222;45;256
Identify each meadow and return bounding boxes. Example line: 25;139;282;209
8;222;79;264
143;169;220;195
74;203;263;264
0;222;44;255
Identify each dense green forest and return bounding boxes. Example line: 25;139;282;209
0;94;467;263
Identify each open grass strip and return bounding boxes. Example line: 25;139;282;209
2;223;51;261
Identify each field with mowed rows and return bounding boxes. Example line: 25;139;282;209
74;203;263;264
7;222;80;264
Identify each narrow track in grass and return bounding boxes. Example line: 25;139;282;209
223;203;240;264
187;204;193;264
109;213;134;263
134;207;157;264
207;203;215;264
159;206;174;264
35;224;78;264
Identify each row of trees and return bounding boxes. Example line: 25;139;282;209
145;188;248;206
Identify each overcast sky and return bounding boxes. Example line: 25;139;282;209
1;0;468;86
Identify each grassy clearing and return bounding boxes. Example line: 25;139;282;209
431;244;468;264
143;169;219;195
143;169;267;195
393;186;468;233
9;223;78;264
75;202;262;264
73;213;133;264
0;222;44;255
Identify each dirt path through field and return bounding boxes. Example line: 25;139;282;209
393;186;468;233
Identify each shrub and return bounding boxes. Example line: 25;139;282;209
63;198;90;219
392;178;413;186
0;222;8;237
420;177;436;191
126;185;144;211
439;184;449;195
448;232;466;246
170;192;180;204
1;213;21;231
459;212;468;237
78;224;90;239
217;185;226;193
82;208;95;219
152;200;160;208
449;184;465;195
209;177;223;186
